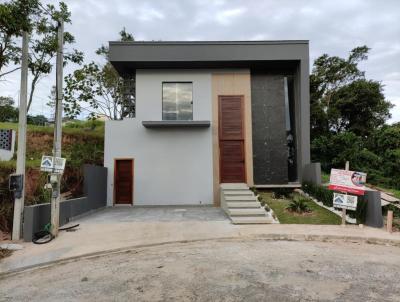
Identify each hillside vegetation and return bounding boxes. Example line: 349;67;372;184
0;120;104;233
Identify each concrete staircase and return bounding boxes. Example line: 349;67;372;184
220;183;273;224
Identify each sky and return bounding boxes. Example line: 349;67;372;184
1;0;400;123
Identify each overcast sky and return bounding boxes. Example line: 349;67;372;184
1;0;399;122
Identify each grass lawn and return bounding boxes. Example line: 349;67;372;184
260;192;341;225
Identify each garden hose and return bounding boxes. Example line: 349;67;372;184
32;223;80;244
32;223;53;244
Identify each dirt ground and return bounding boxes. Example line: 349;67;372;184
1;239;400;302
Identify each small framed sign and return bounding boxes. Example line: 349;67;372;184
333;193;358;211
40;155;66;174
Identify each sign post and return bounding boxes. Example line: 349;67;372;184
342;162;349;226
328;162;367;226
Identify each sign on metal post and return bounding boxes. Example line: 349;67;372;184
333;193;358;211
40;155;66;174
328;168;367;196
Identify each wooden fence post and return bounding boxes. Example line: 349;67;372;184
387;210;393;233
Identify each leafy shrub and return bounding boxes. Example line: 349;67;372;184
286;198;311;214
302;182;333;207
272;188;293;199
302;181;368;223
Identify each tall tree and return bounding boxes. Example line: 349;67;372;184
0;0;40;78
64;28;135;120
26;2;83;112
310;46;369;138
310;46;392;138
327;79;392;136
0;96;18;122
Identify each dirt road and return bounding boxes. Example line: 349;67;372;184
1;239;400;301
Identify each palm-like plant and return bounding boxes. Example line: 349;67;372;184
286;198;311;214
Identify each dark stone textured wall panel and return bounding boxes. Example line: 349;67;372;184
251;74;288;184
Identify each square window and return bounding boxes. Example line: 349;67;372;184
162;82;193;120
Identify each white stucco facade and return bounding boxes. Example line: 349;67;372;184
104;70;214;206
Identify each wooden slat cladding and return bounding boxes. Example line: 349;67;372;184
219;96;244;140
219;96;246;183
212;71;253;205
115;159;133;204
220;140;245;183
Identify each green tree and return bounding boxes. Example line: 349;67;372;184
327;79;392;136
26;2;83;112
0;96;18;121
27;114;48;125
0;0;40;78
64;28;135;120
310;45;394;188
310;46;370;138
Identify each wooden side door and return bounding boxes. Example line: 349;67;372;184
114;159;133;204
218;96;246;183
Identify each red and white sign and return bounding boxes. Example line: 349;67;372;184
328;168;367;196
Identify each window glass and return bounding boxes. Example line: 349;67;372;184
162;82;193;120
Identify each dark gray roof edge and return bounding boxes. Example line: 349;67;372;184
109;40;309;46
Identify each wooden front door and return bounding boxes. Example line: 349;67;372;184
219;96;246;183
114;159;133;204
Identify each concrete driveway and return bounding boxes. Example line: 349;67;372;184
1;206;400;274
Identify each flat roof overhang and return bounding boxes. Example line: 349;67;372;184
109;40;309;75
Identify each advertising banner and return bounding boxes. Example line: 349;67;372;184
328;168;366;195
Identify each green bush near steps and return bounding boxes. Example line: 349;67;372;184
286;198;311;214
302;182;367;224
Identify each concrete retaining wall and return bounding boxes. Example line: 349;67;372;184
23;165;107;242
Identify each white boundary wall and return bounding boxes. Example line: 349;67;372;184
0;130;16;161
104;70;213;206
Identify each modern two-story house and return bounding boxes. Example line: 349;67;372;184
104;40;311;207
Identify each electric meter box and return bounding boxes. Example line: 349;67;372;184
9;174;24;198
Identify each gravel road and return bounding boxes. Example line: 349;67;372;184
1;239;400;301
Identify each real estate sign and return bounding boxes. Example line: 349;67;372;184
328;168;367;195
40;155;66;174
333;192;358;210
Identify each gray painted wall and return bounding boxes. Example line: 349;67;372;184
104;70;214;206
251;74;289;184
302;163;322;185
296;55;311;179
23;165;107;242
109;41;309;65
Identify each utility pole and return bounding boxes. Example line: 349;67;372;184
50;19;64;237
12;32;29;241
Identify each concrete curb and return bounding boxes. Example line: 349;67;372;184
1;233;399;278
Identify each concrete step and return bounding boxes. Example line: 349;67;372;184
228;208;266;216
227;202;261;208
220;183;248;190
225;195;257;201
231;216;273;224
223;190;254;196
